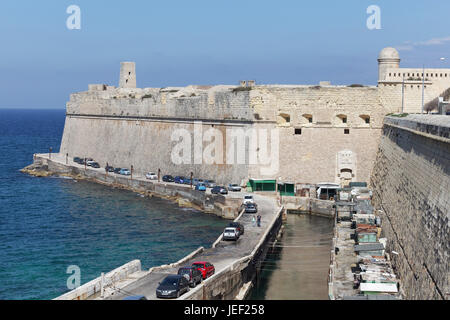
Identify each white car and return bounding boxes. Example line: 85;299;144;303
145;172;158;180
243;195;255;205
223;227;239;241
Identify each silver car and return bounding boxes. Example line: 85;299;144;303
205;180;216;188
228;184;241;192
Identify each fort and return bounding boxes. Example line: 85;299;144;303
23;48;449;300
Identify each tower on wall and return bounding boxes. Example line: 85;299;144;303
378;47;400;82
119;62;136;88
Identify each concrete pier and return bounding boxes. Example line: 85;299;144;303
26;153;283;300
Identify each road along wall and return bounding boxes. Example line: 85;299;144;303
370;115;449;300
23;154;241;219
182;206;284;300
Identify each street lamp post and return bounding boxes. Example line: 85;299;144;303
422;65;425;114
401;75;405;113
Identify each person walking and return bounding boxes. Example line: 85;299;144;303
252;215;256;227
257;214;261;227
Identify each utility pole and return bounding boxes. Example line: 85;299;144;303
190;172;193;189
131;165;133;180
66;153;68;164
158;168;161;182
49;147;52;159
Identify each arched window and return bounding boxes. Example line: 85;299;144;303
277;113;291;125
302;114;313;124
337;114;347;124
360;115;370;124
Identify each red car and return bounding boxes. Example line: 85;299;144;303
192;261;215;279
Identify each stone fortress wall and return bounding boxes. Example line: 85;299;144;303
370;115;449;299
59;48;450;186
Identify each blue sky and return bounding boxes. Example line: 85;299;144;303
0;0;449;108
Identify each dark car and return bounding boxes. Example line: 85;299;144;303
73;157;82;164
162;175;174;182
228;222;244;235
192;261;215;280
183;178;192;185
91;162;100;168
174;176;186;184
211;186;228;195
244;203;258;214
177;266;203;287
105;165;114;172
156;275;190;299
114;167;122;174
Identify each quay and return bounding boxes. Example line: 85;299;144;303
24;153;284;300
328;186;402;300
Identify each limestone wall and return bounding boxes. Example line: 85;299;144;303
248;86;387;184
61;84;392;185
60;115;254;185
370;115;449;300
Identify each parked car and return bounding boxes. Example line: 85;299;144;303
90;162;100;168
244;203;258;214
177;266;203;287
123;295;147;300
243;195;255;205
156;275;190;299
183;178;192;185
228;184;241;192
195;183;206;191
114;167;122;174
223;227;240;241
73;157;82;164
105;165;115;172
162;175;174;182
120;168;131;176
145;172;158;180
228;222;244;235
192;261;215;280
211;186;228;195
174;176;186;184
205;180;216;188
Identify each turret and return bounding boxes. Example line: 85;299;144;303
119;62;136;88
378;47;400;82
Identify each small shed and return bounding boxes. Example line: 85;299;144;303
278;182;295;196
248;179;277;192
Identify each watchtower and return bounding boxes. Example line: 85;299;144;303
119;62;136;88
